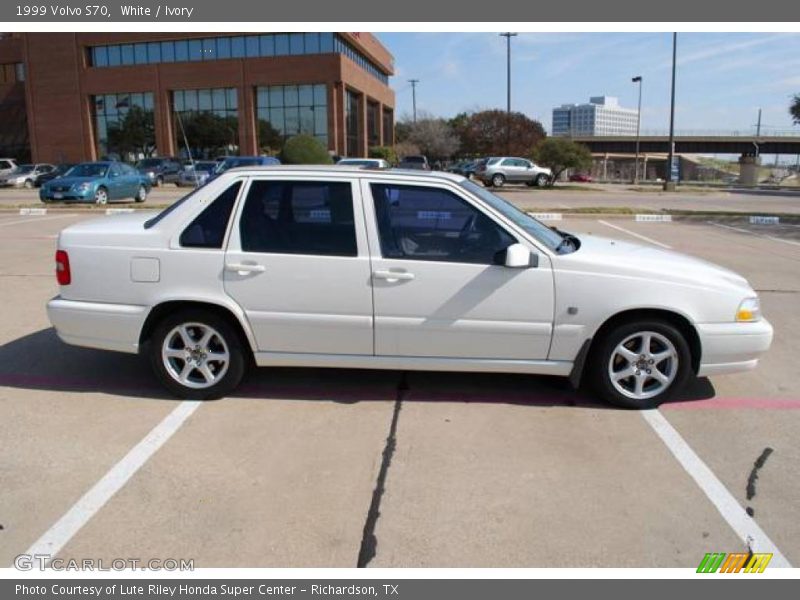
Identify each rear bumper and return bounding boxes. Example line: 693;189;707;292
696;319;773;376
47;296;148;354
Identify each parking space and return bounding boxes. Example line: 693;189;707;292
0;211;798;568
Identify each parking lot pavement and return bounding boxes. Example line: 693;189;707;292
0;213;798;568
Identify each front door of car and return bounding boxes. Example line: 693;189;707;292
363;180;554;360
224;178;374;355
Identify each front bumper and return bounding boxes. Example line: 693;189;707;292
40;188;94;202
696;319;773;376
47;296;148;354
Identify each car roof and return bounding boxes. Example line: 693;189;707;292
220;164;467;182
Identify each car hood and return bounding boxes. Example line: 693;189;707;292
45;176;101;187
558;234;752;294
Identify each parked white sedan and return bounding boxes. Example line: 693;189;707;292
47;167;772;408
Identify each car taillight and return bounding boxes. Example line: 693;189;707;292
55;250;71;285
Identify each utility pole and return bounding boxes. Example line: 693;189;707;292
408;79;419;124
632;75;643;184
665;32;678;191
756;108;762;137
500;32;517;155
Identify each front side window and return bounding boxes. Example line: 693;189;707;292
371;184;516;265
240;180;356;257
180;181;242;248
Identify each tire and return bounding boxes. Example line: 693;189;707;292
588;319;692;409
94;186;108;205
535;174;549;187
482;179;493;188
134;184;147;203
491;173;506;188
24;179;34;189
149;309;246;400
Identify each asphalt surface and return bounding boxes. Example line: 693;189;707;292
0;211;798;568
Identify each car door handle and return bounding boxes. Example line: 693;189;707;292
225;263;266;275
373;270;415;282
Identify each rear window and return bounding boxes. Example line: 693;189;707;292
179;182;242;248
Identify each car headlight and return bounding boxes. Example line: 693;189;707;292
147;171;155;178
76;182;92;192
736;297;761;322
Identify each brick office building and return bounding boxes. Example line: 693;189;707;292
0;32;395;163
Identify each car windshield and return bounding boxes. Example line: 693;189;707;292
15;165;34;174
136;158;163;168
65;163;108;178
459;180;573;253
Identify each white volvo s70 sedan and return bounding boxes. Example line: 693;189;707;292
47;167;772;408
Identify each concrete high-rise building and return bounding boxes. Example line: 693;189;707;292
552;96;638;137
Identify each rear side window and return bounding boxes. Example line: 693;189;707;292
179;181;242;248
240;180;356;256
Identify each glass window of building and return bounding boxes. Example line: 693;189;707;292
92;92;155;160
382;108;393;145
172;87;239;159
367;101;380;148
255;83;328;153
345;89;361;157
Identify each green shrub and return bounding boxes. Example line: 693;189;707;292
368;146;397;164
280;135;333;165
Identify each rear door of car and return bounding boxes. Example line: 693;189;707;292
223;175;374;355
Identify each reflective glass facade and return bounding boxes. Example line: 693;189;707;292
89;33;389;84
172;87;238;159
92;92;155;159
255;84;328;151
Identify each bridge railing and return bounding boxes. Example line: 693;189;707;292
573;128;800;138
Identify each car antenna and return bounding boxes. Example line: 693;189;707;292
174;110;198;186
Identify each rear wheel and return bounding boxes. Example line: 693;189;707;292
491;173;506;187
588;320;691;409
535;174;549;187
149;309;246;400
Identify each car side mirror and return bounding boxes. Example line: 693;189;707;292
503;243;536;268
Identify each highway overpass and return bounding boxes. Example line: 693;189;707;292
571;135;800;155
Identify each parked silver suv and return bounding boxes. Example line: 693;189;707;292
475;157;552;188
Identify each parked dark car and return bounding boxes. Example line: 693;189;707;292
447;160;478;178
569;173;593;183
35;163;75;187
207;156;281;183
177;161;218;187
398;155;430;170
135;157;183;187
39;161;150;204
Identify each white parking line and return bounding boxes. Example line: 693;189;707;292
597;220;673;249
21;400;201;563
0;214;79;228
641;410;791;567
708;221;800;248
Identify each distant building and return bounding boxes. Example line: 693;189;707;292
552;96;638;137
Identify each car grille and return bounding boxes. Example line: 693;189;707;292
51;185;72;192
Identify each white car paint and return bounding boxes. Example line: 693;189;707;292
47;167;772;393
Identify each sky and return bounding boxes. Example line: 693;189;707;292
377;32;800;135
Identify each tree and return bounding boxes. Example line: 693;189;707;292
531;138;593;185
179;111;239;158
257;119;284;155
453;110;546;157
106;106;156;159
281;134;332;164
791;94;800;125
405;117;460;160
368;145;397;164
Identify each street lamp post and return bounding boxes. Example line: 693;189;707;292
408;79;419;124
665;32;678;191
500;32;517;154
632;76;643;184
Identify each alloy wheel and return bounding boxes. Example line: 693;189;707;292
161;322;230;390
607;331;678;400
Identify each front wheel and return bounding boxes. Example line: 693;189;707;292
588;320;692;409
149;309;246;400
135;185;147;203
94;187;108;205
